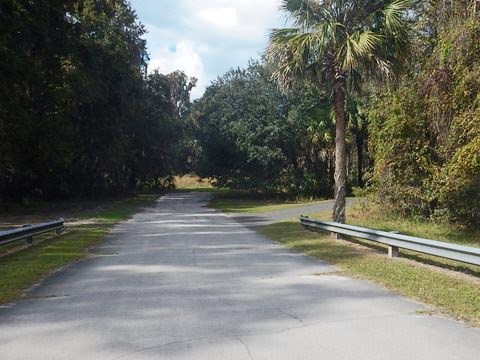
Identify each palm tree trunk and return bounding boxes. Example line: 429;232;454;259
356;132;364;188
332;75;347;224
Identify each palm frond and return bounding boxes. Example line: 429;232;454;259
371;56;393;78
280;0;327;29
268;0;412;90
354;31;383;54
338;30;383;72
268;28;301;42
266;23;332;91
382;0;410;33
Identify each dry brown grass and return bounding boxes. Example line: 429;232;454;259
173;175;214;190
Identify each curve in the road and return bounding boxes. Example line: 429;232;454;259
230;198;357;227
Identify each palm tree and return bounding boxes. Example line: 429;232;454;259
266;0;411;223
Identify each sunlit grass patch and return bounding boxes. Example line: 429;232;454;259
173;175;214;191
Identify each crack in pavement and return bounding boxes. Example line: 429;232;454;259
276;308;303;323
241;312;423;339
109;313;413;360
109;338;197;360
29;294;71;300
236;336;254;360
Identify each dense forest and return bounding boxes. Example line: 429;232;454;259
1;1;478;226
193;62;339;198
193;61;368;198
0;0;195;200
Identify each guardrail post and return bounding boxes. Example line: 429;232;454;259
387;231;400;258
21;224;33;245
388;246;399;258
332;232;344;240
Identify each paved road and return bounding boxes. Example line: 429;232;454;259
230;198;357;227
0;193;478;359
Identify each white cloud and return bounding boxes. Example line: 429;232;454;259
147;38;207;99
132;0;285;98
195;6;238;30
188;0;283;41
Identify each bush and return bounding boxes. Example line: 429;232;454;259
367;9;480;226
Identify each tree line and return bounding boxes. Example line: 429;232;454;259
0;0;195;201
193;62;339;198
193;60;369;199
2;1;478;227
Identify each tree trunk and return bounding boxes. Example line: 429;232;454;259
356;132;364;188
332;76;347;224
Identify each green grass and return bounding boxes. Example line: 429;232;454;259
259;210;480;327
0;193;158;305
209;190;329;213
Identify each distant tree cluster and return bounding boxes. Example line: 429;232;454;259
0;0;195;200
193;61;367;198
192;0;410;211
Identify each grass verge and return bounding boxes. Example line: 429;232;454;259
209;190;328;213
0;193;158;305
259;211;480;327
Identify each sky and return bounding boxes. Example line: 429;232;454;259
129;0;285;98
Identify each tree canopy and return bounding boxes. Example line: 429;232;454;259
193;61;337;197
0;0;195;200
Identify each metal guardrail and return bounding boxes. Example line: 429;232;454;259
0;219;64;247
299;216;480;266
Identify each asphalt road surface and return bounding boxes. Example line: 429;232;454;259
0;192;478;359
230;198;357;227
